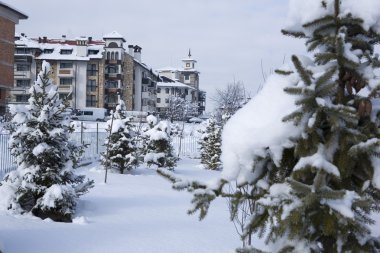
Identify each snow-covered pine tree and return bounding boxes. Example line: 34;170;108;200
198;118;222;170
143;115;178;169
160;1;380;252
263;1;380;251
0;61;93;222
101;101;137;174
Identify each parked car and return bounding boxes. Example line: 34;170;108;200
72;108;107;121
188;117;203;123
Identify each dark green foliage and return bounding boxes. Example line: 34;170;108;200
2;61;93;222
198;118;222;170
143;119;178;170
101;103;138;174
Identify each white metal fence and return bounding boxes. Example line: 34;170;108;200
0;132;200;179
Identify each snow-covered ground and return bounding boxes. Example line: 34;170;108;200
0;159;244;253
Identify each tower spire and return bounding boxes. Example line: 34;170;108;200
188;48;191;58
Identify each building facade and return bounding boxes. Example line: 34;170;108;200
11;31;158;114
0;2;27;115
157;50;206;115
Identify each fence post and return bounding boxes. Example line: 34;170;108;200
96;123;99;154
80;122;83;144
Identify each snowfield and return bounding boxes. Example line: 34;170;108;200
0;159;246;253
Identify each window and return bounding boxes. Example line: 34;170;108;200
60;62;73;68
16;79;30;87
111;52;115;60
60;78;73;85
157;88;161;93
171;88;174;95
106;81;118;88
16;95;30;102
88;50;99;55
16;48;31;54
59;93;69;100
43;49;53;54
87;80;97;92
157;98;161;103
107;66;117;74
107;52;110;60
186;63;190;68
185;89;188;95
107;95;118;103
165;98;169;104
115;52;119;60
86;95;97;107
84;110;94;116
184;74;190;81
165;88;169;94
87;64;97;76
60;49;72;55
16;64;30;71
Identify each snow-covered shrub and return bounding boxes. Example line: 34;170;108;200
198;118;222;170
0;61;93;222
143;115;178;169
101;101;138;174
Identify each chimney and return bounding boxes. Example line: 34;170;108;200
21;33;25;37
128;45;134;57
134;45;142;62
38;37;42;43
62;35;66;38
88;37;92;43
43;36;47;43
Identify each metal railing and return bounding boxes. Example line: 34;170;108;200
0;132;200;179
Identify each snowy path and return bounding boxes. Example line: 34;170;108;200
0;159;241;253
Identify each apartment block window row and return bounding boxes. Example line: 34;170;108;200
16;95;30;102
106;51;119;60
87;64;97;76
16;64;30;71
16;79;30;87
60;62;73;69
60;78;73;85
86;95;96;107
87;80;97;92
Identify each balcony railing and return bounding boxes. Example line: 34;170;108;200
58;69;74;77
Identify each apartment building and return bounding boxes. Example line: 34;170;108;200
157;50;206;114
12;31;158;113
0;1;27;115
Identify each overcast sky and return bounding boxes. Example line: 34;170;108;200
11;0;305;111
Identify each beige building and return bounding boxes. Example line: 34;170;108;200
12;31;158;113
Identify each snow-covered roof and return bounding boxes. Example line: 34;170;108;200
103;31;126;42
156;67;180;72
14;35;104;60
157;81;195;90
0;1;28;19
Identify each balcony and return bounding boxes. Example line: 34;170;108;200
105;88;122;94
58;85;73;93
58;69;74;77
14;71;31;79
105;73;123;80
105;60;122;65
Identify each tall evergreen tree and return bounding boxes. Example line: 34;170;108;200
160;1;380;252
101;101;138;174
0;61;93;222
198;118;222;170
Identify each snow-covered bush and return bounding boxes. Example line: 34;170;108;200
198;118;222;170
143;115;178;169
161;1;380;252
101;101;138;174
0;61;93;222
